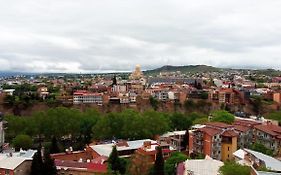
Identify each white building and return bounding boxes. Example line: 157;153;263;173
73;90;103;105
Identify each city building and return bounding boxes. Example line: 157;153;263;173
189;122;238;161
159;130;187;151
73;90;103;105
254;124;281;155
234;149;281;172
177;156;224;175
0;149;36;175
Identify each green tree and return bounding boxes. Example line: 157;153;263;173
169;113;192;131
250;142;273;156
211;110;235;124
184;100;195;112
181;130;189;151
12;134;32;151
108;146;127;174
43;151;57;175
49;136;60;154
149;96;159;111
151;146;164;175
265;111;281;125
251;96;263;115
31;147;44;175
220;161;250;175
164;152;188;175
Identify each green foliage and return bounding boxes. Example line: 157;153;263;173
5;107;208;148
250;142;273;156
31;147;44;175
43;151;57;175
151;146;164;175
164;152;188;175
31;147;57;175
250;96;263;115
49;136;60;154
108;146;127;174
12;134;32;151
169;113;192;130
181;130;189;151
211;110;235;124
265;111;281;124
149;96;159;111
184;100;196;112
220;161;251;175
200;92;209;99
93;110;170;140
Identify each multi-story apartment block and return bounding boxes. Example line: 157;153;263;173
189;122;238;161
159;130;187;152
73;90;103;105
254;124;281;155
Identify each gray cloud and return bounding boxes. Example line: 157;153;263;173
1;0;281;73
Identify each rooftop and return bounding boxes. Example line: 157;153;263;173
244;149;281;172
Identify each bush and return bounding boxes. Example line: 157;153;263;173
13;134;32;151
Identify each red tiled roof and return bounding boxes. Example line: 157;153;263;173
91;156;108;164
55;159;107;173
221;130;238;137
234;119;261;127
55;160;88;169
254;124;281;137
206;122;231;129
87;163;107;173
234;125;250;132
199;127;221;136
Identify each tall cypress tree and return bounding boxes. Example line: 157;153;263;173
108;146;120;174
181;130;189;151
31;147;44;175
49;136;60;154
43;151;57;175
108;146;127;174
152;146;165;175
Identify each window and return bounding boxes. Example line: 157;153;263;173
5;170;9;175
228;147;230;151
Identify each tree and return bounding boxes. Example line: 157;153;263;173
164;152;188;175
170;113;192;131
108;146;127;174
149;96;159;111
31;147;44;175
250;142;273;156
251;96;263;115
49;136;60;154
211;110;235;124
220;161;250;175
43;151;57;175
184;100;195;112
181;130;189;151
151;146;164;175
12;134;32;151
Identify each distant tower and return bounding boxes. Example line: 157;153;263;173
112;75;117;86
129;64;144;80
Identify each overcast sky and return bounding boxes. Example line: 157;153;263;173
1;0;281;73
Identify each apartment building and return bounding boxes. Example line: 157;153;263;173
159;130;187;151
189;122;238;161
254;124;281;155
73;90;103;105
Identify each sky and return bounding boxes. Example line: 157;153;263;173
1;0;281;73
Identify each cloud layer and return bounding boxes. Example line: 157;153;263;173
1;0;281;73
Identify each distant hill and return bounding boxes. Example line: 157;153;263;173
145;65;281;76
145;65;222;75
